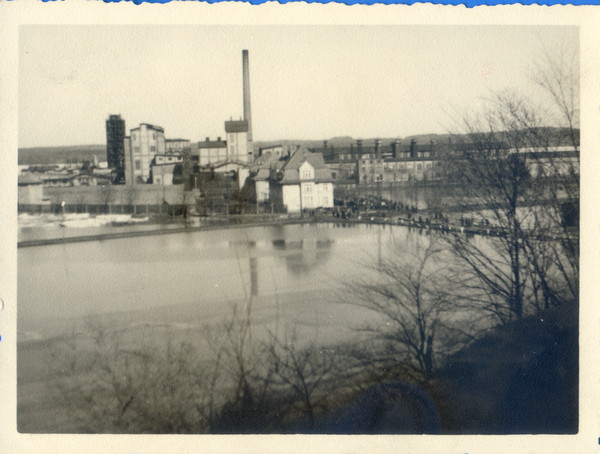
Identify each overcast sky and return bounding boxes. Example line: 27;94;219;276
18;25;578;148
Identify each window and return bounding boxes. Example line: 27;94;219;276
155;177;161;184
135;160;141;170
301;169;313;179
323;197;328;205
133;146;140;154
150;145;156;153
304;184;312;193
153;133;157;140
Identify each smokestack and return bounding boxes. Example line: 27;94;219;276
242;50;252;143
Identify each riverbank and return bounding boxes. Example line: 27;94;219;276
18;210;512;248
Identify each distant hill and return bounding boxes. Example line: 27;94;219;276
19;145;106;165
19;128;578;165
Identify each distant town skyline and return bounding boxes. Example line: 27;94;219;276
19;25;577;149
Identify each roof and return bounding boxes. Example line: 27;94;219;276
131;123;164;133
260;145;283;150
255;168;271;181
225;120;249;133
252;151;276;168
18;173;43;185
194;140;226;150
278;148;332;185
284;147;326;170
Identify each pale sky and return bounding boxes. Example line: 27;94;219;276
18;25;578;148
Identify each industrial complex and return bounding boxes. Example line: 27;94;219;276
18;49;578;217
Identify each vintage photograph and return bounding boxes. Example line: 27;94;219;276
16;24;579;436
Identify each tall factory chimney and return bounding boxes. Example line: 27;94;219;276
242;50;254;159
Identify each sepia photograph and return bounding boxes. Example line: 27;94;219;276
3;3;597;452
15;22;580;436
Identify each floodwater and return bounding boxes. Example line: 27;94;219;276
18;222;431;344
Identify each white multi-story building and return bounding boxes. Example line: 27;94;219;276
270;148;334;213
124;123;166;184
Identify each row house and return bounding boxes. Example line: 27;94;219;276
313;138;441;185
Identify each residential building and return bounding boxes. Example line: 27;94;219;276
269;147;334;213
246;152;282;203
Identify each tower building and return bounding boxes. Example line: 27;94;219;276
106;114;126;183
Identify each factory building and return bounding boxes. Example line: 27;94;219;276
151;154;184;186
166;139;191;153
123;50;257;189
124;123;166;184
224;121;251;163
106;114;126;183
194;137;228;166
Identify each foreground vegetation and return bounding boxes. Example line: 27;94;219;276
17;293;576;434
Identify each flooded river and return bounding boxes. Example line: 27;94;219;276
18;222;429;343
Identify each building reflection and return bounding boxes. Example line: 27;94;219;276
271;238;334;276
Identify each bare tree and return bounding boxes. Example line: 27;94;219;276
344;242;473;382
444;37;579;321
531;37;579;151
264;327;338;429
50;318;211;433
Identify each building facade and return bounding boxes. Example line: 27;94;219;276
225;120;251;164
195;137;228;167
151;154;184;185
166;139;191;153
124;123;166;184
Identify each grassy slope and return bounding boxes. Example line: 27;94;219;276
433;303;578;434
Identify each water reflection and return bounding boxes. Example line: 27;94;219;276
281;238;334;276
19;222;435;340
249;257;258;296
